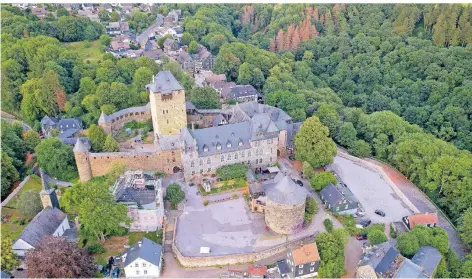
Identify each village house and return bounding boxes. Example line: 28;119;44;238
12;171;74;257
319;182;359;215
31;7;47;18
212;80;236;97
106;21;130;35
278;243;321;278
112;170;164;231
41;115;83;141
402;212;439;231
191;46;214;73
223;84;260;103
163;38;179;53
204;74;226;86
121;237;163;277
110;36;131;54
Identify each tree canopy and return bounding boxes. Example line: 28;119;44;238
35;138;77;181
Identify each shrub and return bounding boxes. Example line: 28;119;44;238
110;226;128;236
397;233;420;257
368;230;388;245
324;219;334;232
203;200;209;206
165;183;185;206
216;163;248;180
87;243;105;254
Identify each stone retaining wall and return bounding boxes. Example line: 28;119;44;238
171;211;312;268
336;151;420;214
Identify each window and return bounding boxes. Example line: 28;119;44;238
241;151;245;158
143;263;146;267
208;168;211;172
221;155;224;162
259;158;263;163
227;141;231;148
270;157;272;162
200;169;203;173
192;171;195;175
203;145;208;152
299;270;303;275
310;267;315;272
136;270;140;275
207;158;211;164
336;207;339;211
191;161;195;167
199;160;203;166
345;204;348;209
311;262;315;266
135;263;139;267
144;270;147;275
238;140;243;146
216;143;221;150
227;154;231;160
268;139;272;144
234;153;238;159
248;150;251;157
299;264;303;268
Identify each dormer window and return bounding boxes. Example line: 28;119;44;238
227;141;231;148
216;143;221;150
203;145;208;152
238;139;243;146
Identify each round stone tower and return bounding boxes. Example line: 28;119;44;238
74;139;92;182
265;175;308;235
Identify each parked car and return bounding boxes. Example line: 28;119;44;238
103;266;110;277
359;220;371;227
292;178;304;187
375;210;386;217
111;267;120;278
356;234;368;240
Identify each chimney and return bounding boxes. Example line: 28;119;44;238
191;122;195;131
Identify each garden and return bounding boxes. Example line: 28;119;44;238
115;120;153;143
1;175;43;240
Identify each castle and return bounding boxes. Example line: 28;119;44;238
74;70;302;182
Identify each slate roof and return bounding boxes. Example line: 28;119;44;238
114;187;156;206
73;137;90;152
320;184;343;206
411;246;442;278
146;70;184;93
277;260;290;275
375;247;400;275
188;121;252;156
123;237;162;267
226;85;259;100
212;81;236;96
17;207;68;247
205;74;226;85
394;259;424;278
359;242;394;270
266;176;307;205
41;115;58;126
62;137;90;148
1;271;10;278
142;49;163;60
99;103;150;123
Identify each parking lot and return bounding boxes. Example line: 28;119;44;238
327;156;412;224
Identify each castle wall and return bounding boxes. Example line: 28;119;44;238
78;150;182;180
99;104;152;135
265;199;305;235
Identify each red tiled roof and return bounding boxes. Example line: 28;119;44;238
408;213;439;229
247;265;267;276
292;242;320;265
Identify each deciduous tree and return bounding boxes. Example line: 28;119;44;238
35;138;77;181
1;238;20;273
310;171;337;191
295;116;337;168
17;189;43;219
25;236;96;278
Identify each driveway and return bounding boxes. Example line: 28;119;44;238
327;156;412;224
365;158;467;258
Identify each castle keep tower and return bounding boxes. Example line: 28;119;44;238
146;70;187;138
74;139;92;182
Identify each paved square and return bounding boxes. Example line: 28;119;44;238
328;156;412;223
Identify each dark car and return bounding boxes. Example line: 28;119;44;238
375;210;386;217
103;266;110;277
111;267;120;278
356;234;368;240
359;220;371;227
292;178;304;187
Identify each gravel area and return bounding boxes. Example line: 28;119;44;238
328;156;412;224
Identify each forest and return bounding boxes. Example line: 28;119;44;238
1;3;472;275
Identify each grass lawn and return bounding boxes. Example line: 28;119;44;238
1;175;42;240
91;236;129;266
128;230;163;246
64;40;104;63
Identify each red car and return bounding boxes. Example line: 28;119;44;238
356;234;368;240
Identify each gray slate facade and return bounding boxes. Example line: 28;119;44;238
319;183;358;215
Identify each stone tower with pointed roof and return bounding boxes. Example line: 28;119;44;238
39;169;60;209
146;70;187;138
265;175;308;234
73;138;93;182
